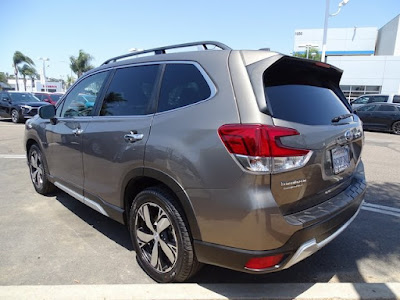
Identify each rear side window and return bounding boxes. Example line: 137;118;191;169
265;85;350;125
393;95;400;103
376;105;397;112
157;64;211;112
100;65;159;116
370;96;389;103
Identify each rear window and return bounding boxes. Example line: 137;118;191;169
265;85;350;125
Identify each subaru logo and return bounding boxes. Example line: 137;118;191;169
344;130;353;141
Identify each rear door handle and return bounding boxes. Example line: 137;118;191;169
124;131;144;143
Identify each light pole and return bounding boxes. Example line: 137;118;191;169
38;57;49;92
299;44;319;59
321;0;350;62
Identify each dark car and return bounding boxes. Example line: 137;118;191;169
355;103;400;134
34;92;63;105
0;91;49;123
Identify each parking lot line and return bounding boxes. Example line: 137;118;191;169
363;202;400;213
361;205;400;218
0;154;26;159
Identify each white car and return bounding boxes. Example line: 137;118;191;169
351;94;400;109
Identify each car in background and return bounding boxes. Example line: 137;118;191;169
351;94;400;109
34;92;63;105
354;102;400;134
0;91;49;123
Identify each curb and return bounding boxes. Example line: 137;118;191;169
1;283;400;299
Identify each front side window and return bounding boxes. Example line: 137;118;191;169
100;65;159;116
393;95;400;104
353;96;369;104
157;64;211;112
59;72;108;118
356;105;376;112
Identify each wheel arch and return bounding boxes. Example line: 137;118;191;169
122;168;201;240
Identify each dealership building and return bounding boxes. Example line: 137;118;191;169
294;14;400;100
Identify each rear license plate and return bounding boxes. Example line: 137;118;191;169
331;145;350;174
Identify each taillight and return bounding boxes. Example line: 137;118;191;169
218;124;312;173
245;254;285;270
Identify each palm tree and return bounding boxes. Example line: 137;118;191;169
70;50;94;78
66;75;76;89
13;51;35;91
25;66;38;92
19;64;37;91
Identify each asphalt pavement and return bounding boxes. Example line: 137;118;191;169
0;118;399;299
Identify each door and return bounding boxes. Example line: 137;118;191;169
369;104;399;130
0;92;8;117
45;71;110;194
82;64;161;207
355;104;377;127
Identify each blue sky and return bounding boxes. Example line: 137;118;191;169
2;0;399;79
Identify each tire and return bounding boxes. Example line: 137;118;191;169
28;144;55;195
11;109;22;123
392;121;400;135
129;187;201;282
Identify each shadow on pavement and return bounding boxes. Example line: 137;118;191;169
55;191;133;251
365;181;400;209
52;181;398;298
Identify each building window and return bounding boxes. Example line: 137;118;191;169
340;85;381;101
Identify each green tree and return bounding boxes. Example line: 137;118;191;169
66;75;76;89
70;50;94;78
19;64;37;91
294;47;321;61
0;72;7;83
13;51;35;91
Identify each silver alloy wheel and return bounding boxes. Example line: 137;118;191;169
11;110;19;123
29;149;44;189
135;202;178;273
393;121;400;135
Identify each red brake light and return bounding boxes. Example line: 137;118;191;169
218;124;309;157
315;62;331;69
245;254;284;270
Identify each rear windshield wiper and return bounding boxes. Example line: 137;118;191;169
331;113;354;123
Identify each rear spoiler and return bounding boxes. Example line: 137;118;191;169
246;55;346;114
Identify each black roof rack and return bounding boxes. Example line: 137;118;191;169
102;41;231;65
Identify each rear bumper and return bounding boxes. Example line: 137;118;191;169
194;177;366;273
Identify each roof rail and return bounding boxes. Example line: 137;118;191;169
102;41;231;65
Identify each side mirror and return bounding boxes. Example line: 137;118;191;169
2;97;10;102
39;105;56;120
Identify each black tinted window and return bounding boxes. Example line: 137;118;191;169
376;105;397;112
356;105;376;112
353;96;369;104
393;95;400;104
265;85;350;125
158;64;211;112
100;65;159;116
370;96;389;103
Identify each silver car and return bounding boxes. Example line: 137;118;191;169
25;41;366;282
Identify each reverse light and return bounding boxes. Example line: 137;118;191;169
245;254;285;270
218;124;312;174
